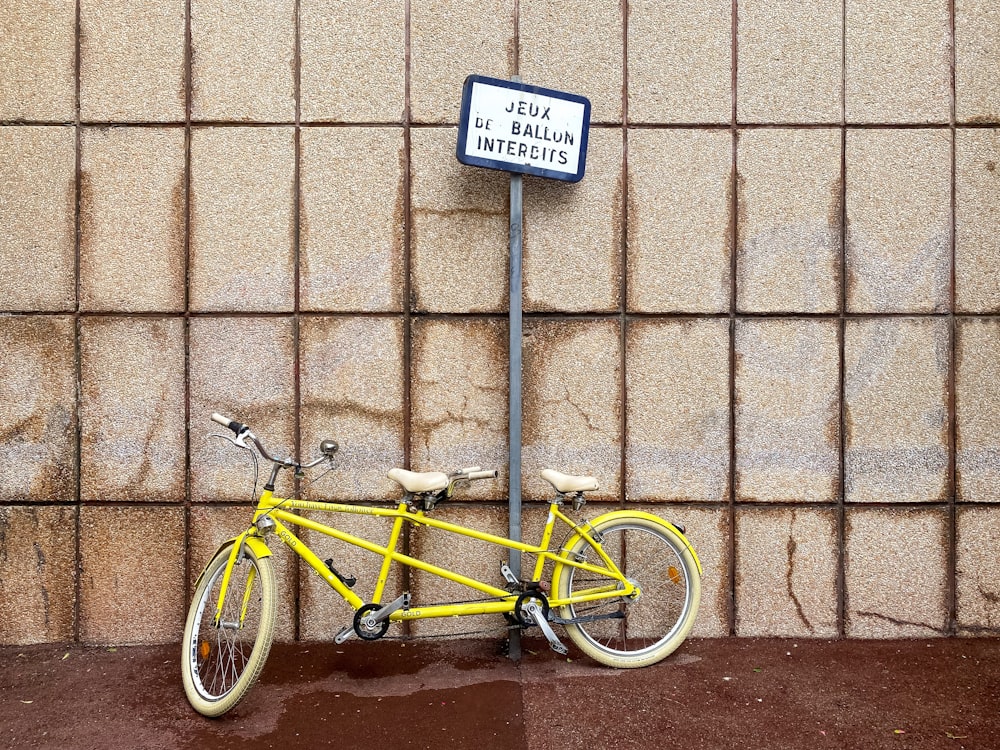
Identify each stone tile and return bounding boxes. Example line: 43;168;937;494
80;0;185;122
410;127;508;313
627;129;732;313
79;318;186;502
625;320;731;503
519;0;622;123
299;127;405;312
190;127;295;312
845;0;951;123
189;317;296;502
736;320;840;503
80;127;185;312
408;504;509;637
955;0;1000;122
0;506;77;644
300;317;405;502
736;508;838;637
523;128;621;313
0;126;76;312
845;318;949;504
0;1;75;120
628;0;731;124
191;0;295;121
410;0;514;124
737;128;841;313
647;505;730;638
0;316;77;502
410;319;508;500
956;507;1000;634
187;505;254;575
846;129;951;313
845;508;948;637
523;321;620;502
79;506;186;644
188;505;296;641
956;129;1000;312
299;512;405;640
956;319;1000;503
737;0;842;123
300;0;405;122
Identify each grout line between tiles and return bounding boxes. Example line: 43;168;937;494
837;0;848;638
727;0;739;637
946;0;959;635
72;0;83;644
181;0;194;619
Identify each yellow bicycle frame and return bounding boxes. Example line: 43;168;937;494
210;489;679;626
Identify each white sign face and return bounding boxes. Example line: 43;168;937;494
457;76;591;183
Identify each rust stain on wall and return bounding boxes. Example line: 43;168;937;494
392;137;407;310
828;173;844;296
78;169;94;256
170;173;187;302
724;168;742;286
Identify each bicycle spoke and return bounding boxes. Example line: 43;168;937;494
561;521;697;661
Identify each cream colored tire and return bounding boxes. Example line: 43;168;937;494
555;514;700;668
181;543;276;717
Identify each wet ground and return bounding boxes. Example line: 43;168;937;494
2;637;998;749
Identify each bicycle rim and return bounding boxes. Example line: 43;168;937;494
182;544;275;716
561;519;699;664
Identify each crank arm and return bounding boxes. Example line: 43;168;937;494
524;601;568;655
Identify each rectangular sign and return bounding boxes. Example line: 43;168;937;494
456;75;591;183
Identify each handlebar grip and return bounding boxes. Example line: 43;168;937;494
211;413;246;435
467;470;498;481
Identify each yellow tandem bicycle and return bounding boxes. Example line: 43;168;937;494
182;413;702;717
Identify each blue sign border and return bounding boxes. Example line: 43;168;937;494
456;75;591;183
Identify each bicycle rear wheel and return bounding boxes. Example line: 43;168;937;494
181;541;276;717
555;514;700;668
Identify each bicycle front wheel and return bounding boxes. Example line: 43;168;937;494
181;541;276;717
555;514;700;668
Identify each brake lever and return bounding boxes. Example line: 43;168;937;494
210;432;252;451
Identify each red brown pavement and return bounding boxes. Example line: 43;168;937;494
1;637;998;750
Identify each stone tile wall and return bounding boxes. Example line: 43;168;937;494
1;1;999;645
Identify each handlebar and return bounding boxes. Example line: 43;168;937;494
211;412;246;434
466;470;499;481
211;412;336;470
212;413;495;491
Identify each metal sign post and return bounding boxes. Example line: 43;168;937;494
507;164;523;661
455;74;590;662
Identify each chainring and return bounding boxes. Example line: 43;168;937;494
514;591;550;627
353;603;390;641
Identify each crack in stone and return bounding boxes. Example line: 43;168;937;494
36;541;50;627
856;610;942;634
786;511;814;634
557;386;602;433
976;581;999;629
976;582;1000;605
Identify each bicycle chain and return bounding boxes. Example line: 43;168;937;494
371;593;526;641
